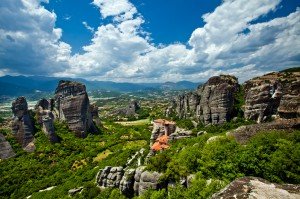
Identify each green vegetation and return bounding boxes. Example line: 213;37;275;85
233;85;245;118
0;121;151;199
145;130;300;198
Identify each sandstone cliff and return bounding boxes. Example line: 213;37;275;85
35;98;59;143
54;80;98;137
168;75;239;125
11;96;35;152
243;71;300;123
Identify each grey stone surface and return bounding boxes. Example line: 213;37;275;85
54;80;98;137
0;133;15;160
244;71;300;123
35;99;59;143
211;177;300;199
11;96;35;151
169;75;239;125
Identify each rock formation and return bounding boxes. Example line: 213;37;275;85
120;169;136;197
0;133;15;160
11;96;35;152
243;71;300;123
227;118;300;144
97;166;124;188
135;170;163;196
96;166;163;196
90;103;101;127
168;75;239;125
35;99;59;143
113;100;141;117
54;80;98;137
211;176;300;199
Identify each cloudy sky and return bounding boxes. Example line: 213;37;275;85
0;0;299;83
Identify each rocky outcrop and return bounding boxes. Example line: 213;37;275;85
168;75;239;125
227;118;300;144
113;100;141;117
54;80;98;137
0;133;15;160
120;169;136;197
11;97;35;152
96;166;124;188
90;103;101;127
244;71;300;123
169;127;193;141
135;170;163;196
211;176;300;199
35;99;59;143
96;166;163;196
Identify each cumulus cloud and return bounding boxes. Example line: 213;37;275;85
66;0;299;82
0;0;72;76
0;0;299;82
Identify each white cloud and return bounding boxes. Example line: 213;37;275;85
0;0;299;83
0;0;72;76
66;0;299;82
64;15;71;21
92;0;137;21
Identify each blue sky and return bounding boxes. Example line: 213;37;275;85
0;0;299;82
44;0;223;54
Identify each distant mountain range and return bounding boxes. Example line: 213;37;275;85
0;75;200;97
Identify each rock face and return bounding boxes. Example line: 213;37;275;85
97;166;124;188
113;100;141;117
90;103;101;127
135;170;163;196
120;169;136;197
0;133;15;160
211;177;300;199
35;99;59;143
54;80;98;137
227;118;300;144
11;96;35;151
244;71;300;123
96;166;163;196
168;75;239;125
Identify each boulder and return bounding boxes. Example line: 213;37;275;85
211;177;300;199
11;96;35;151
137;171;163;195
54;80;98;137
119;169;136;197
68;187;83;196
0;133;15;160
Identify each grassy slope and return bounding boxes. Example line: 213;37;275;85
0;121;151;199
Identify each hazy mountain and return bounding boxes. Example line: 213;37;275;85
0;75;200;97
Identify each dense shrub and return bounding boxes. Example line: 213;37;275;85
147;130;300;184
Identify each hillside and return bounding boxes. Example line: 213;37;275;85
0;69;299;199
